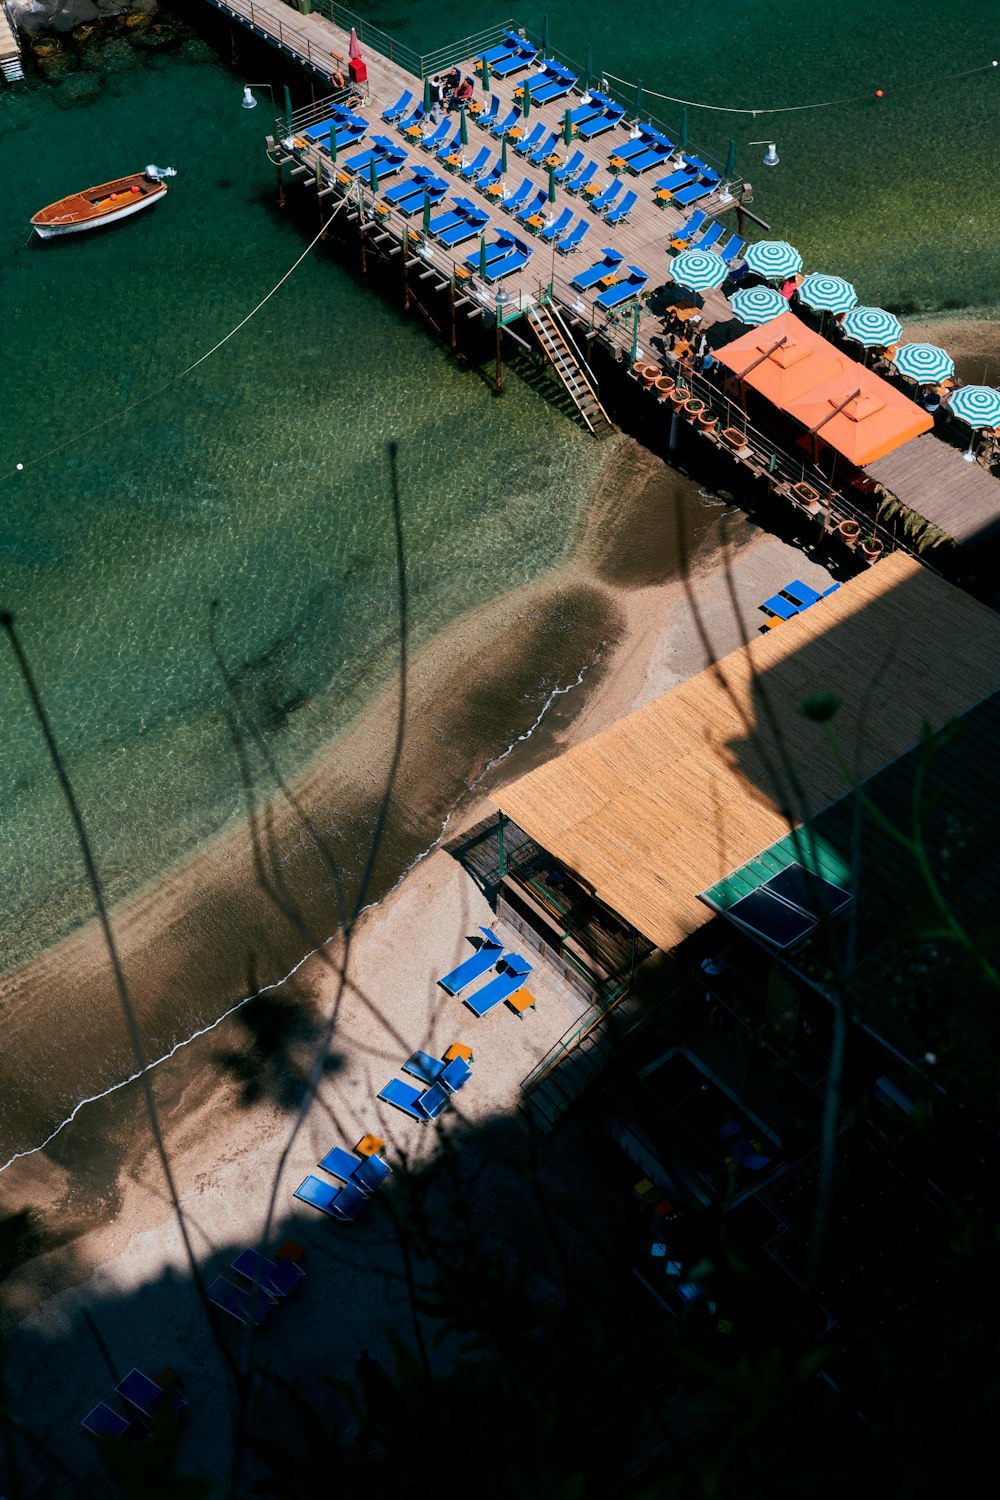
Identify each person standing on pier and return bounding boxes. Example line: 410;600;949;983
430;75;446;123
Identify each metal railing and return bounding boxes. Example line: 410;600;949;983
271;0;515;80
204;0;346;78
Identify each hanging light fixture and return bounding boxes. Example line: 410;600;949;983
748;139;779;166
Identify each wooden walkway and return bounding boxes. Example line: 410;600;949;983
213;0;742;350
1;3;24;82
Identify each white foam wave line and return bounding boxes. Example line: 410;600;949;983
0;660;596;1176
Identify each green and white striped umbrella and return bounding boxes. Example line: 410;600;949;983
892;342;954;383
840;306;902;348
742;239;802;280
796;272;857;314
729;285;788;325
947;385;1000;429
670;248;728;292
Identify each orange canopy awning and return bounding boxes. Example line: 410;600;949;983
716;311;932;466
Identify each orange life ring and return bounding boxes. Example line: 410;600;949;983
331;69;345;89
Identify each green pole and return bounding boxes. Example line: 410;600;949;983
563;106;572;147
522;80;531;120
585;43;593;94
283;84;293;135
679;106;689;151
498;811;506;878
548;161;557;203
725;138;737;179
541;13;549;55
635;75;642;122
481;55;491;93
460;104;469;146
631;300;640;365
328;125;337;163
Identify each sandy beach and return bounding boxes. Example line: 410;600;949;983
0;416;848;1492
6;310;1000;1491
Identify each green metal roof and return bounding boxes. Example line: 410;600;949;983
701;829;853;912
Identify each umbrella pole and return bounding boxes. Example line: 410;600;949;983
495;304;503;392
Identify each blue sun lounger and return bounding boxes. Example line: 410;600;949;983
320;1144;364;1180
383;167;435;205
781;579;824;608
478;157;505;191
435;125;463;161
460;144;491;179
614;133;656;163
397;180;449;214
82;1401;132;1439
568;99;603;129
378;1076;429;1121
465;232;516;270
437;1055;473;1092
672;180;712;208
528;132;558;166
628;147;670;175
566;160;599;194
571;248;624;290
590;178;623;213
354;1152;393;1192
464;956;533;1017
438;925;504;993
654;169;694;195
428;205;466;237
491;106;522;138
540;206;573;242
671;209;707;247
694;221;725;254
403;1049;448;1084
382;89;413;123
398;104;426;133
207;1274;274;1326
116;1367;188;1417
480;35;520;67
231;1247;305;1299
501;177;534;214
577;104;626;139
557;220;588;254
476;95;500;131
438;209;489;247
517;189;547;224
554;147;585;183
486;246;531;280
422;119;452;152
761;593;799;621
595;267;648;309
294;1173;367;1220
492;42;538;78
515;122;546;157
605;188;637;225
344;136;399;174
532;67;577;105
719;234;746;263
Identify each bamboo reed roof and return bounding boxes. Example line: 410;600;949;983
496;554;1000;952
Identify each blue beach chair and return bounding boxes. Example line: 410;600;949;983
554;147;585;183
577;103;626;139
402;1049;448;1084
694;221;725;253
595;266;648;309
486;247;532;280
517;189;548;224
438;209;490;247
761;593;799;621
353;1153;393;1193
382;89;413;123
492;41;538;78
501;176;534;214
556;220;588;254
378;1076;430;1121
397;181;449;215
460;144;491;179
383;167;434;205
529;132;558;166
628;147;670;175
719;233;746;263
566;160;599;194
428;206;467;237
672;180;712;208
464;956;534;1017
654;168;694;195
116;1367;188;1417
397;104;426;134
589;178;624;214
421;119;452;152
465;232;516;269
614;133;656;163
605;188;637;225
319;1145;363;1180
206;1274;274;1326
568;99;603;130
670;209;707;247
230;1247;305;1299
435;125;464;161
515;122;546;157
82;1402;132;1439
781;579;824;609
571;248;624;290
540;206;573;242
476;95;500;131
437;918;503;990
491;105;522;138
480;34;520;67
477;156;505;192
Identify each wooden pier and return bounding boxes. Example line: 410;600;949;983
1;2;24;83
224;3;1000;573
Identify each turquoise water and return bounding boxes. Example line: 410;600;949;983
0;19;606;980
0;1;997;1160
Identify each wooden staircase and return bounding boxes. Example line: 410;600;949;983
526;302;614;437
1;3;23;82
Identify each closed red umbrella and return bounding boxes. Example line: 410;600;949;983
348;27;363;61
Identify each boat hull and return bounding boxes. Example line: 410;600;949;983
31;173;167;238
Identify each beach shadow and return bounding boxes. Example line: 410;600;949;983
213;983;343;1112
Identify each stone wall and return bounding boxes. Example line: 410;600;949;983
9;0;158;36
